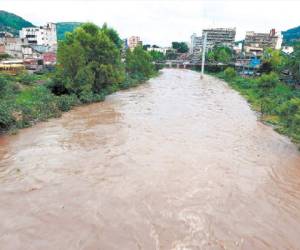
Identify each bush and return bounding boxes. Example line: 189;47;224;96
0;101;15;130
79;90;105;104
18;72;36;85
16;86;61;124
256;72;279;89
57;94;79;112
224;67;236;80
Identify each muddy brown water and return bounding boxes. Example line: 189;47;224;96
1;69;300;250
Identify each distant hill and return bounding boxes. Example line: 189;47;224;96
56;22;82;40
0;10;81;40
282;26;300;45
0;10;34;35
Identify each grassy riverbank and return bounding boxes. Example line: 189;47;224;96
212;68;300;148
0;70;159;134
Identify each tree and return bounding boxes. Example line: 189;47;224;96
125;46;155;79
172;42;189;53
148;50;165;62
54;23;125;96
261;48;287;73
287;42;300;83
207;46;232;63
101;23;123;49
165;50;177;60
143;44;151;50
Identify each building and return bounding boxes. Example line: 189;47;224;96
0;32;14;55
190;33;203;63
190;33;202;55
19;23;57;48
0;32;13;40
244;29;282;56
43;52;56;65
128;36;142;50
233;41;243;54
3;37;29;58
147;46;169;55
202;28;236;49
282;46;294;55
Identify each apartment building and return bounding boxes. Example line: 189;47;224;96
244;29;282;56
190;33;202;54
202;28;236;49
19;23;57;48
128;36;142;50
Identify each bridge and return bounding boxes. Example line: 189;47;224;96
156;60;260;72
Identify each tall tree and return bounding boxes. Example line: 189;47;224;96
125;46;155;79
55;23;125;95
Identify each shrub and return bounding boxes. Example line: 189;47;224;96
0;101;15;130
224;67;236;80
16;86;61;124
57;94;79;112
79;90;105;104
256;72;279;89
18;72;36;85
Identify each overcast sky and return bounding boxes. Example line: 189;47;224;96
0;0;299;46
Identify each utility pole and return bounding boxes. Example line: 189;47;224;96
201;32;207;79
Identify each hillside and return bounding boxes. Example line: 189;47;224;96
0;10;34;35
283;26;300;45
56;22;82;40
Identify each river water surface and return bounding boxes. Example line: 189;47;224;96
1;69;300;249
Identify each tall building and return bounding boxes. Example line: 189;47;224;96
3;37;29;58
190;33;203;63
19;23;57;48
244;29;282;56
190;33;202;54
202;28;236;49
128;36;142;50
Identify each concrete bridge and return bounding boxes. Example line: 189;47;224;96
156;60;259;72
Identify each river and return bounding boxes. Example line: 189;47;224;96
0;69;300;249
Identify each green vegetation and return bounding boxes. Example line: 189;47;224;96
56;22;82;40
287;43;300;82
215;69;300;146
148;50;165;62
201;42;300;148
172;42;189;53
0;10;34;35
283;25;300;45
0;22;160;134
0;53;10;60
125;46;156;79
207;46;233;64
0;73;63;131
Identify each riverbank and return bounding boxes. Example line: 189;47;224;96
0;71;160;135
209;68;300;149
